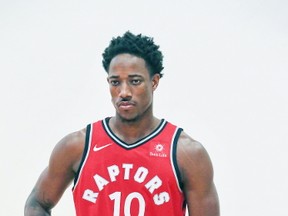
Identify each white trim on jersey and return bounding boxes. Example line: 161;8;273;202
170;127;184;193
73;125;93;191
103;118;167;149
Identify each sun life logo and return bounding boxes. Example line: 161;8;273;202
150;143;167;158
155;144;164;152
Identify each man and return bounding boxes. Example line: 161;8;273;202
25;31;220;215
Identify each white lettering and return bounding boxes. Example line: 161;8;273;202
94;174;109;191
134;167;148;183
108;165;120;182
82;189;98;203
109;191;121;216
122;163;133;180
145;175;162;193
153;192;170;205
125;192;145;216
83;164;171;206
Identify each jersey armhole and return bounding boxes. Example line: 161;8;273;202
72;124;91;190
172;127;184;191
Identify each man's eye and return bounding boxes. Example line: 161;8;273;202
131;79;141;85
110;80;119;86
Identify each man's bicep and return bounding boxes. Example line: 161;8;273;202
25;167;61;215
27;134;82;211
36;165;73;206
184;181;220;216
35;139;79;204
30;167;70;209
177;133;220;215
183;157;220;216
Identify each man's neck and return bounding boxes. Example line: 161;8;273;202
109;115;161;144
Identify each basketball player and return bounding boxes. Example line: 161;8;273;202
25;31;220;215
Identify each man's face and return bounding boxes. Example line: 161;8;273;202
107;53;160;122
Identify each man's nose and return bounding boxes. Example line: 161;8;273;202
119;82;132;99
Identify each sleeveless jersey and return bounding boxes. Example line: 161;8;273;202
73;118;186;216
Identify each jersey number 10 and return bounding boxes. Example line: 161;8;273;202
109;191;145;216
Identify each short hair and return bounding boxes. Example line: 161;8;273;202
102;31;164;78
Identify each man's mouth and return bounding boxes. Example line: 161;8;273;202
117;101;135;109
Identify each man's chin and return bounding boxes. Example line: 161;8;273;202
117;113;139;123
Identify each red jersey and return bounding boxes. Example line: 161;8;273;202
73;118;186;216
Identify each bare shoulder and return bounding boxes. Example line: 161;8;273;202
53;128;86;154
176;131;214;188
177;131;212;165
176;131;220;215
177;131;206;155
50;127;87;173
24;128;88;214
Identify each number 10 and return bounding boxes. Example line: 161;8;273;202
109;191;145;216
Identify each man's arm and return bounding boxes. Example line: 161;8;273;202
24;129;86;215
177;132;220;216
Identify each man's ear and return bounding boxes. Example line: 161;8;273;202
152;74;160;91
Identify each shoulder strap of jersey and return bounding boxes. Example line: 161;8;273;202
171;127;184;191
73;123;92;189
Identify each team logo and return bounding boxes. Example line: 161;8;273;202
149;143;167;158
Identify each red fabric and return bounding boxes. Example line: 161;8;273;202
73;119;185;216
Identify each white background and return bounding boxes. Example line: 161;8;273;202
1;0;287;215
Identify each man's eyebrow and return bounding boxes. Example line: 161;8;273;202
128;74;143;78
108;74;143;79
108;75;119;79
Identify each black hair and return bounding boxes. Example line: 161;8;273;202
102;31;164;78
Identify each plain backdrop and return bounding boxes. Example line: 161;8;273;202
1;0;287;215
